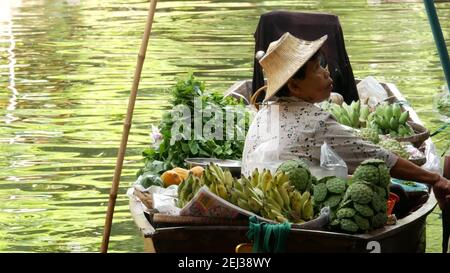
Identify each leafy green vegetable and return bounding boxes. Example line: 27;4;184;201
135;172;164;188
138;73;251;174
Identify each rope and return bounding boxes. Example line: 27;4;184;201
246;215;291;253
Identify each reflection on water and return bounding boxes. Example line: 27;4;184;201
0;0;449;252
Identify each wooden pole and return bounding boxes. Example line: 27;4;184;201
100;0;158;253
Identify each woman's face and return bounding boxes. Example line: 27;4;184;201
289;58;333;103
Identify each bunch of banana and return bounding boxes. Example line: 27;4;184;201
265;171;293;214
201;162;235;201
177;173;202;208
258;174;291;223
366;103;414;137
253;168;273;193
329;100;370;129
179;166;317;224
230;175;265;214
289;190;314;223
176;162;235;207
230;169;315;224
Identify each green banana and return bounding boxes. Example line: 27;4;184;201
266;196;283;212
223;170;234;190
270;188;285;209
389;117;398;131
399;111;409;124
261;170;272;193
385;104;393;121
380;116;390;131
351;108;359;128
248;196;263;213
360;105;370;121
251;168;259;188
301;198;314;220
216;182;228;200
299;191;311;207
393;103;402;120
277;184;291;211
276;171;290;185
237;198;251;211
340;115;352;127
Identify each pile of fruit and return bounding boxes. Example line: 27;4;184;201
160;158;391;234
329;100;369;129
312;176;348;220
176;160;315;224
328;159;390;233
366;103;414;137
329;100;415;138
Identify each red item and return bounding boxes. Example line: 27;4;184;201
387;192;400;216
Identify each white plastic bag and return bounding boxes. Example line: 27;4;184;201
245;138;284;176
422;140;442;175
310;142;348;179
132;184;181;215
357;76;388;106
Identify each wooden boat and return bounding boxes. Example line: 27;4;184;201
129;79;443;253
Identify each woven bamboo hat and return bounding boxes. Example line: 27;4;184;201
258;32;328;102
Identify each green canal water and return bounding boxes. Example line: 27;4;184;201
0;0;449;252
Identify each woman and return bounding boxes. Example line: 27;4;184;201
242;32;450;209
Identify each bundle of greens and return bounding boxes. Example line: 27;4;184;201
137;73;251;176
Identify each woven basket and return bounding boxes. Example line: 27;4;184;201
395;122;429;148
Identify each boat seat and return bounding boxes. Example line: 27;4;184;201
251;10;359;104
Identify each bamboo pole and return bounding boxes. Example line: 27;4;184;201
101;0;158;253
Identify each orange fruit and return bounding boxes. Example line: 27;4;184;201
190;166;204;177
160;170;182;187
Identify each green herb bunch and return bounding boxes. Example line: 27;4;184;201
138;73;251;176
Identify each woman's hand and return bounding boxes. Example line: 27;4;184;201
432;176;450;209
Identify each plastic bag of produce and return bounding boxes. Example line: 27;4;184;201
245;138;284;176
132;184;180;215
134;172;164;189
316;142;348;179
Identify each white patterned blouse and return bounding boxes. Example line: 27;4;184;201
241;96;398;176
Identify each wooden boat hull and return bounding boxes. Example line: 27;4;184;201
132;80;438;253
144;192;434;253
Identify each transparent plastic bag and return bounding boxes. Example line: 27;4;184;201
134;172;164;189
404;143;425;160
356;76;388;106
422;140;442;175
310;142;348;179
245;138;284;176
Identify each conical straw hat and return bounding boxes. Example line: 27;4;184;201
258;32;328;102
